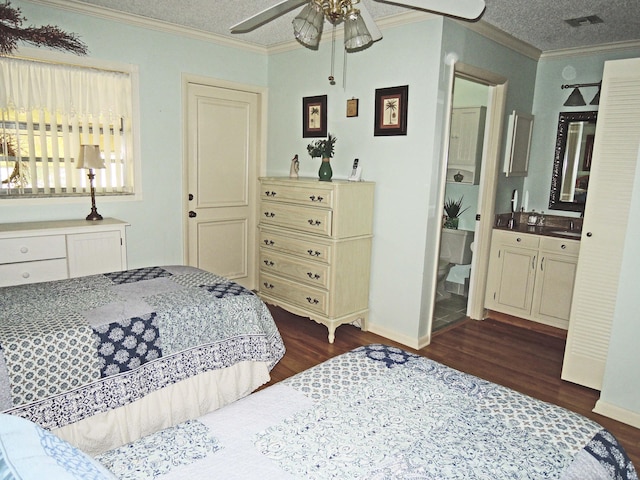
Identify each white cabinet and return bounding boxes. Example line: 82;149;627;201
562;57;640;390
258;177;374;343
0;218;128;287
485;229;579;329
447;106;486;185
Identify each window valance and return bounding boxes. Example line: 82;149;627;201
0;57;131;119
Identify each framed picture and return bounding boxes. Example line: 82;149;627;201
346;98;359;117
374;85;408;136
302;95;327;138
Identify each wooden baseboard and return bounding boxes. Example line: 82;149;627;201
485;310;568;340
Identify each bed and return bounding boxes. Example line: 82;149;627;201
0;265;285;455
85;344;636;480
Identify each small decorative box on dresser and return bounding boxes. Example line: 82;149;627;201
258;177;374;343
0;218;129;287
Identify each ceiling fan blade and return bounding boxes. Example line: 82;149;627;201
375;0;485;20
230;0;308;33
358;3;383;42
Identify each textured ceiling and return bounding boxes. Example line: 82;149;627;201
71;0;640;52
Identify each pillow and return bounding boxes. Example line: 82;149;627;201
0;414;116;480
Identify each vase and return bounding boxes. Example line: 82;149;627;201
318;157;333;182
444;217;459;229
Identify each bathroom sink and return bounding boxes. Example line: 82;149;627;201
549;230;582;238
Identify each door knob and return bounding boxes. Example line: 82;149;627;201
586;232;592;237
188;211;197;218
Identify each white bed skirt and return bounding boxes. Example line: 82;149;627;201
53;360;271;456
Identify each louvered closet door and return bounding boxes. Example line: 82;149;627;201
561;58;640;390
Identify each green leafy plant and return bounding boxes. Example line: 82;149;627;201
307;133;337;159
444;196;469;219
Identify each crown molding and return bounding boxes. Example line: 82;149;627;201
24;0;268;55
454;19;542;61
540;39;640;60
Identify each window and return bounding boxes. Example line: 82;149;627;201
0;56;135;198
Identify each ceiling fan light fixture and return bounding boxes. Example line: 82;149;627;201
564;87;586;107
344;10;372;51
292;1;324;47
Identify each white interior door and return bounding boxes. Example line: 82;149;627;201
561;57;640;390
185;82;260;289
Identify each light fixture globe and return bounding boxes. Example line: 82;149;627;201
292;1;324;48
344;10;372;50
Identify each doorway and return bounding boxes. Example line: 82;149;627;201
431;63;508;334
433;76;490;331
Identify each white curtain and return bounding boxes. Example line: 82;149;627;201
0;57;131;119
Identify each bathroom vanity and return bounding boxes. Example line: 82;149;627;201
484;226;580;330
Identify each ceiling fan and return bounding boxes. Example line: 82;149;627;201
230;0;486;50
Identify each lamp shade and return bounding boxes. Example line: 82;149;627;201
292;1;324;48
563;87;586;107
77;145;104;169
344;11;372;51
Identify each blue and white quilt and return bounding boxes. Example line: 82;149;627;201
0;265;285;431
98;345;637;480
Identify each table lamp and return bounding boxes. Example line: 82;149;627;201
77;144;105;221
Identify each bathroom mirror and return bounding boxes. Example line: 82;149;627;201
549;111;597;212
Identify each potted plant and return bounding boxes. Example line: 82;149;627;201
307;133;336;181
443;196;469;229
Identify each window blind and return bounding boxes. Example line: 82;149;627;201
0;57;134;198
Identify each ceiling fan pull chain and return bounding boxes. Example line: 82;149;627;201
343;45;348;89
328;24;336;85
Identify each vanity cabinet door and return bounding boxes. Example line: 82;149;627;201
531;253;578;328
484;233;537;317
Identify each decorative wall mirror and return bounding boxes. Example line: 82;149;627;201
549;111;597;212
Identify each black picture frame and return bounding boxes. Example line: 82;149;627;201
374;85;408;136
302;95;327;138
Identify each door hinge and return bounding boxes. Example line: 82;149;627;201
476;214;481;221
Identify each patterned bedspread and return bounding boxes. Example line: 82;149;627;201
98;345;637;480
0;265;285;431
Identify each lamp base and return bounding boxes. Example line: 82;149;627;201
86;208;103;221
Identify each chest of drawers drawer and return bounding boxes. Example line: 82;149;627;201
260;249;330;289
260;272;328;315
0;235;66;264
261;183;334;208
0;258;68;287
259;228;331;263
260;201;332;236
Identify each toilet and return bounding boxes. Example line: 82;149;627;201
437;228;474;301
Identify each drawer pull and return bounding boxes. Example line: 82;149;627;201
307;272;320;280
561;244;566;249
516;237;522;242
263;260;274;267
264;212;275;218
309;195;324;202
263;239;275;246
265;191;277;197
20;246;28;254
263;282;274;289
21;272;30;279
306;296;319;305
307;249;321;257
308;219;321;226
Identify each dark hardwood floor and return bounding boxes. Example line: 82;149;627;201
264;305;640;470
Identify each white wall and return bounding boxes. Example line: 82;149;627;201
0;0;268;269
267;19;446;346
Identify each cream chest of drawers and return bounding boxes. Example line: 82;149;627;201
258;177;374;343
0;218;128;287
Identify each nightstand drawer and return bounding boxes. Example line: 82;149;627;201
260;202;332;236
0;235;67;264
260;250;330;289
260;272;328;315
261;182;334;208
0;258;68;286
259;228;331;263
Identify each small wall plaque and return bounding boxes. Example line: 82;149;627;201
346;98;359;117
